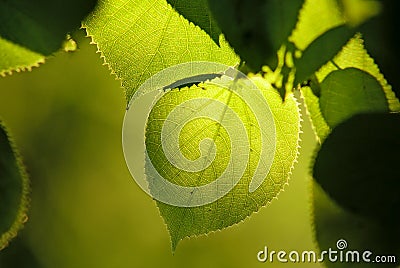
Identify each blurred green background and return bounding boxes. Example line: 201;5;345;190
0;31;321;268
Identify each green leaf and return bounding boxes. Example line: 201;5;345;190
146;76;301;250
360;0;400;97
166;0;221;45
314;113;400;225
301;86;331;143
207;0;304;70
291;0;382;85
263;0;305;51
303;35;400;142
319;67;388;128
0;38;45;77
311;113;400;268
303;33;400;267
0;0;97;75
0;122;30;250
290;0;345;51
316;34;400;113
294;25;357;85
83;0;238;102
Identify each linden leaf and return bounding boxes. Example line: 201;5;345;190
319;67;388;128
0;236;41;267
316;34;400;113
0;122;30;250
83;0;238;102
0;38;44;77
301;86;330;143
145;75;301;250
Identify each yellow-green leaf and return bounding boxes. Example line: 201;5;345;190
145;75;301;250
83;0;238;102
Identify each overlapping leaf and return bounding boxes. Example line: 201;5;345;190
291;0;382;85
303;34;400;142
294;25;357;85
166;0;221;45
301;26;400;268
207;0;304;70
84;0;297;251
319;67;388;128
311;112;400;267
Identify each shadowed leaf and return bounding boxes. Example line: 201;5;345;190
314;113;400;225
0;122;29;250
208;0;304;70
166;0;221;45
0;0;97;75
319;67;388;128
294;25;357;85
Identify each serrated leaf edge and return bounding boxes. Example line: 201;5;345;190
81;6;235;105
158;91;303;252
0;58;45;78
0;121;30;251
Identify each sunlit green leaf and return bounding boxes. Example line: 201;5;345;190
0;122;29;250
146;76;301;250
0;37;44;77
290;0;345;51
301;86;331;143
83;0;238;102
